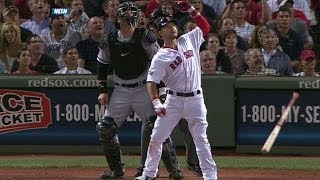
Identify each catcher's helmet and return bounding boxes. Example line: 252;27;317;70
115;1;140;26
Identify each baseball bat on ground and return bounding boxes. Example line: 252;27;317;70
261;92;300;154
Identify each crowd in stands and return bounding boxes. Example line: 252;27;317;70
0;0;320;77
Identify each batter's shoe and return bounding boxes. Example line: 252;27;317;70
134;166;144;177
134;166;160;178
135;175;156;180
187;165;203;177
100;169;125;179
169;170;184;180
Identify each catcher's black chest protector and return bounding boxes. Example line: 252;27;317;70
108;28;149;80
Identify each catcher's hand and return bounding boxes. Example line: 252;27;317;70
98;93;109;106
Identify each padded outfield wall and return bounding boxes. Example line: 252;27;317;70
0;75;319;154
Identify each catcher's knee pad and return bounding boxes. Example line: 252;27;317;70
96;116;118;142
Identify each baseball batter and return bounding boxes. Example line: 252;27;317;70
96;1;183;179
136;1;217;180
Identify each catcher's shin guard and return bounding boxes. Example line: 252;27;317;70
162;138;184;180
97;117;125;178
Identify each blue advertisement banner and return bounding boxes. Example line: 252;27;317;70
0;88;142;145
236;90;320;146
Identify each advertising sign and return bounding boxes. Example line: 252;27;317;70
0;88;142;145
236;90;320;146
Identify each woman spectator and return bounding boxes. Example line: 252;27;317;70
205;33;232;74
11;47;39;75
248;24;267;48
0;22;24;73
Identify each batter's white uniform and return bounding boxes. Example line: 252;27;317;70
143;27;217;179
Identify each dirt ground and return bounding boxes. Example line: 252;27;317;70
1;167;320;180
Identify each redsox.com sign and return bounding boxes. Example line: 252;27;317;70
0;90;52;134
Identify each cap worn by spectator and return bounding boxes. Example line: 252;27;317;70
300;50;316;61
2;6;19;17
279;0;294;7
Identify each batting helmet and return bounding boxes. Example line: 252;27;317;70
115;1;140;26
147;9;169;28
154;15;177;31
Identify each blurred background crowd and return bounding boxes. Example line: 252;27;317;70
0;0;320;77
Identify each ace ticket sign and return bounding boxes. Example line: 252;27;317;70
0;89;52;134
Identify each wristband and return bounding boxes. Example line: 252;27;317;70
152;98;162;107
99;81;108;94
187;6;196;14
187;6;198;17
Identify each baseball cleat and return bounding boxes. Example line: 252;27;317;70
135;175;156;180
187;165;203;177
169;171;184;180
100;169;125;179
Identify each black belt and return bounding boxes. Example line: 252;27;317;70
167;90;201;97
114;80;146;88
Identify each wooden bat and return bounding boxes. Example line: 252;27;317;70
261;92;300;154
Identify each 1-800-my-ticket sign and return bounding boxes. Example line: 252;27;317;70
0;89;52;134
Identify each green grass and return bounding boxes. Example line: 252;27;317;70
1;156;320;170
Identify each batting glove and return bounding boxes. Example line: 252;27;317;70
152;98;166;117
175;1;197;17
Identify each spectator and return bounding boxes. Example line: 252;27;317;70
219;16;248;51
40;13;82;69
133;0;149;11
183;18;196;33
271;0;309;27
272;5;304;72
0;22;24;73
101;0;118;34
248;24;267;48
186;0;218;33
145;0;161;18
267;1;313;50
222;29;246;75
268;0;313;24
43;0;51;18
244;48;277;75
244;48;263;74
20;0;51;35
294;50;319;77
259;28;293;76
0;0;5;23
2;6;33;43
200;50;217;74
83;0;104;18
202;0;226;17
54;46;91;74
11;47;39;75
224;0;255;43
206;33;232;74
65;0;90;40
244;0;271;25
76;16;104;74
11;34;59;74
14;0;33;20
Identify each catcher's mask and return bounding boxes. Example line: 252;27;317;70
115;1;140;26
